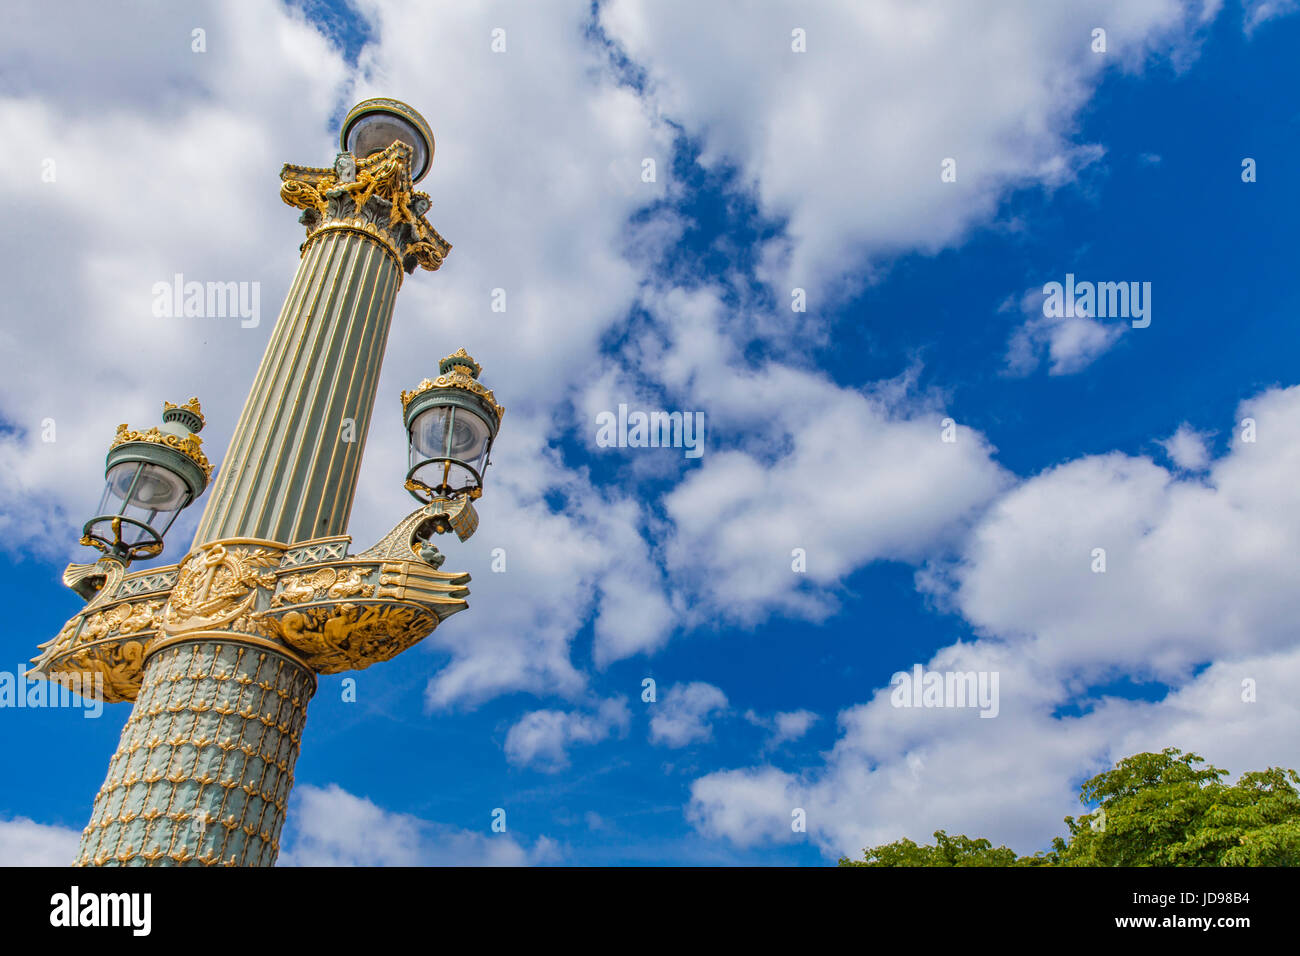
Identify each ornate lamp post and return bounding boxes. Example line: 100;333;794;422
28;98;500;866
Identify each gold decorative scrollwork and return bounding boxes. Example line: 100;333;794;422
162;543;282;635
61;557;126;605
33;525;471;700
399;365;504;424
30;557;174;703
279;178;326;217
61;640;146;702
271;565;376;607
257;602;438;674
280;140;451;274
109;424;212;481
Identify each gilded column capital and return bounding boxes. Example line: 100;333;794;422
280;141;451;275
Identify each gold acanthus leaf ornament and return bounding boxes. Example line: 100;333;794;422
109;424;212;481
399;368;504;425
256;602;439;674
280;139;451;274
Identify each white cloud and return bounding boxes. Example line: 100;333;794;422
1159;423;1212;471
771;710;819;746
943;386;1300;682
504;696;631;772
687;385;1300;859
650;681;729;747
1003;287;1126;376
601;0;1219;300
615;287;1011;627
1243;0;1300;33
280;783;558;866
745;708;820;750
0;816;79;866
688;766;804;848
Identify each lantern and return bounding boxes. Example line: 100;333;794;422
401;349;503;506
80;399;211;562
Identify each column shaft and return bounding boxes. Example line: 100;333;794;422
76;639;315;866
192;230;401;546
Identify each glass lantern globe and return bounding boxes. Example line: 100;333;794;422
340;98;434;183
401;350;503;504
81;399;211;562
407;404;494;500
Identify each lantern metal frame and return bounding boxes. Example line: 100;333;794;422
80;400;211;563
401;349;504;505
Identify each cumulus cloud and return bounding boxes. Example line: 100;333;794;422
0;816;79;866
745;708;820;751
611;286;1012;626
688;766;804;848
688;385;1300;859
1159;423;1212;471
601;0;1218;300
280;783;559;866
650;681;729;747
943;386;1300;682
504;696;631;772
1003;286;1126;376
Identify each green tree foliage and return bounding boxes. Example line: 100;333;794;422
838;829;1018;867
837;748;1300;867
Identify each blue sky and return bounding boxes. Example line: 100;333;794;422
1;0;1299;865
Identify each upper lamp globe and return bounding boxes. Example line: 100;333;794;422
340;97;435;183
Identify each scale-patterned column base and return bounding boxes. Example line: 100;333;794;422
75;639;315;866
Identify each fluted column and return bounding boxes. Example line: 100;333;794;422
192;228;401;545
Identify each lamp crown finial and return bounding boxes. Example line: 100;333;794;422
439;348;482;379
162;397;205;433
